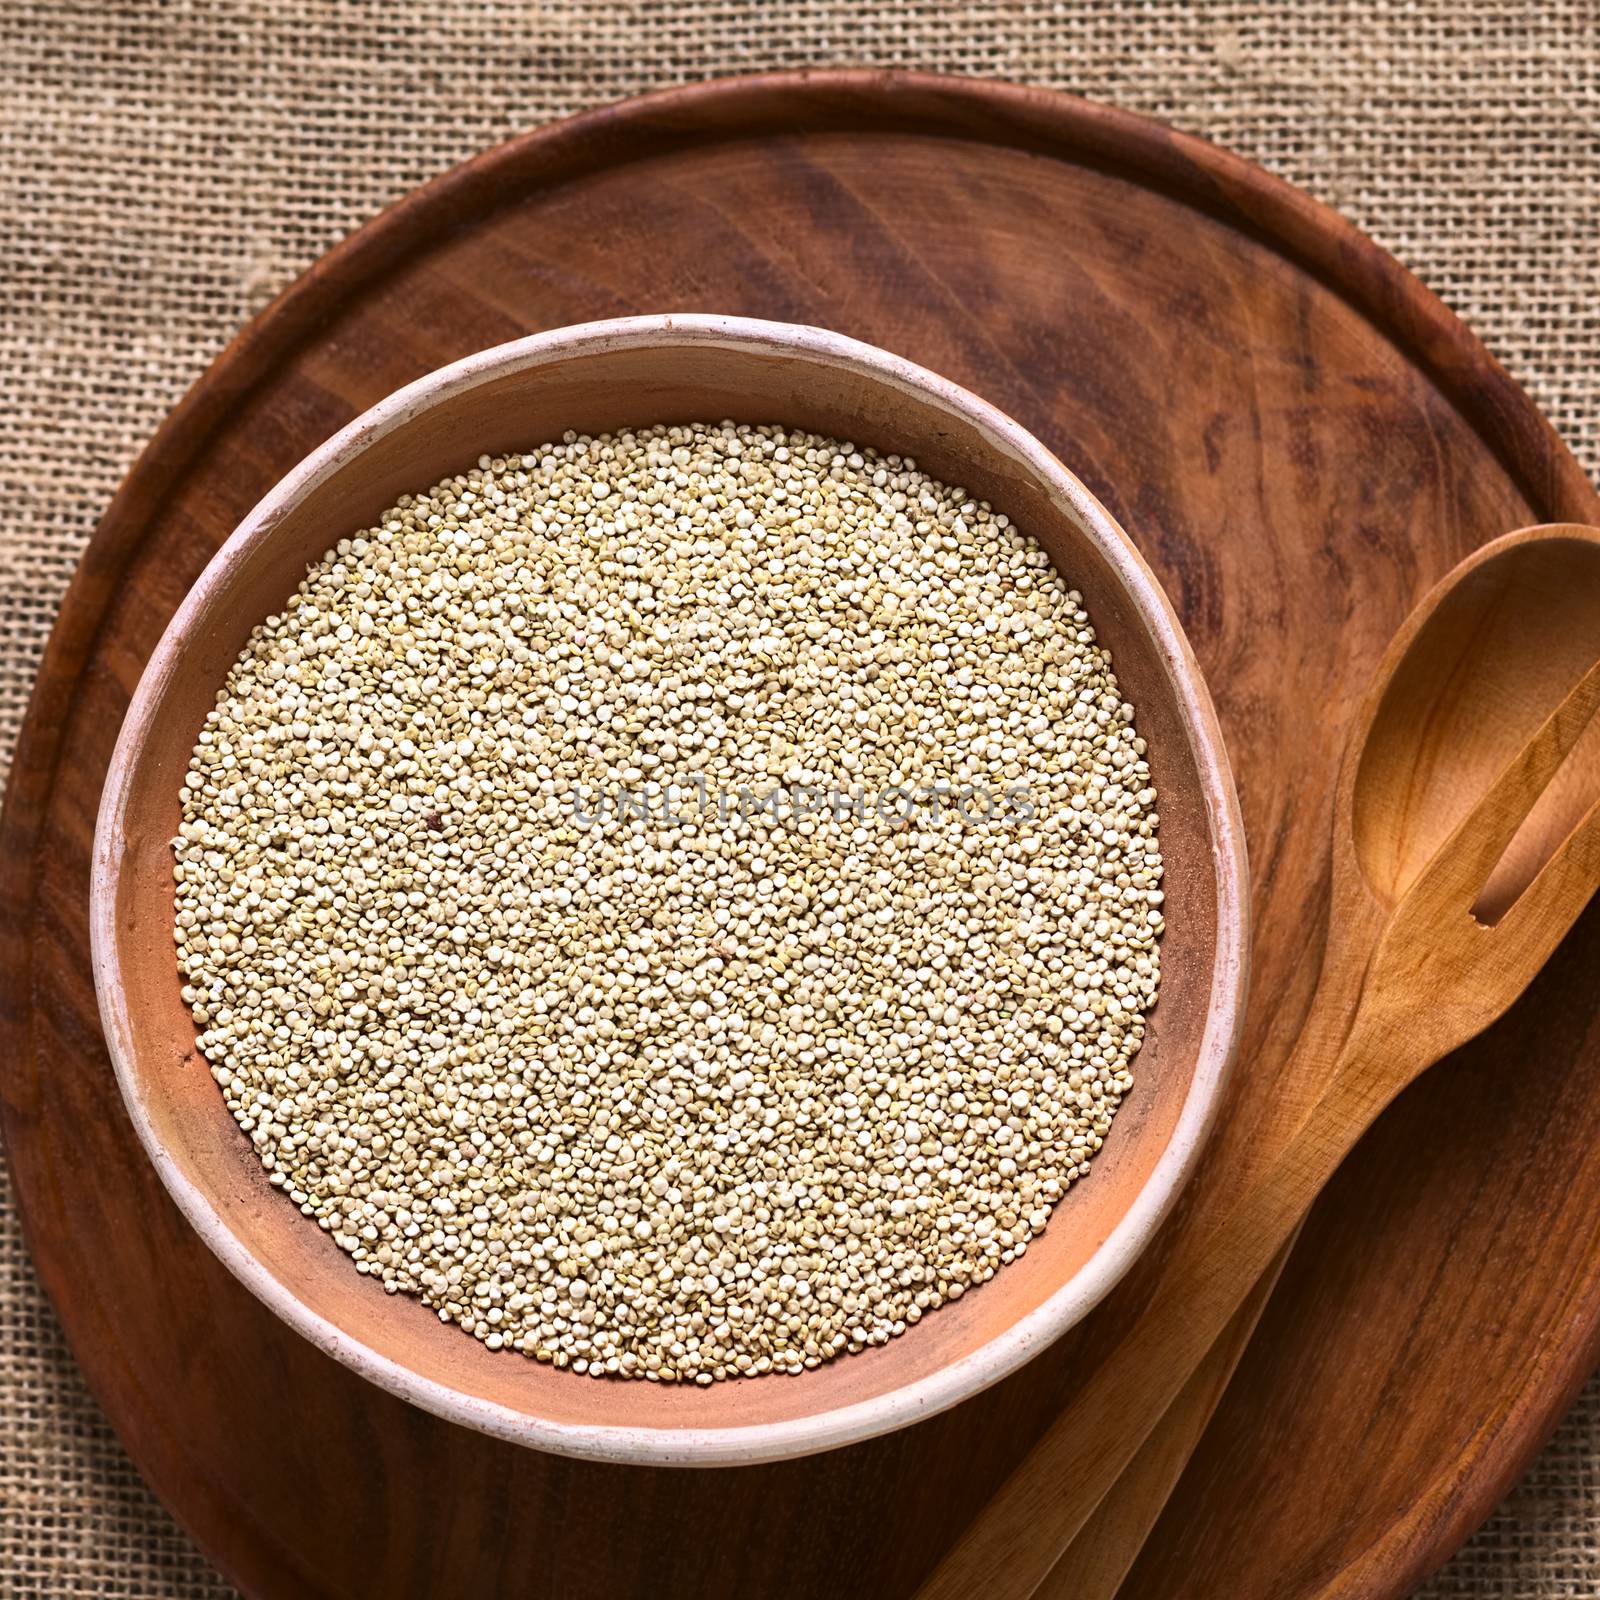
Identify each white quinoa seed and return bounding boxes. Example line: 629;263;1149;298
172;421;1164;1385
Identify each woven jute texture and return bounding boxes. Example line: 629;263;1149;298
2;3;1597;1595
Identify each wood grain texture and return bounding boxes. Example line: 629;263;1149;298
2;71;1598;1600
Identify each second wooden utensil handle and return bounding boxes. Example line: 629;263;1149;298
916;1016;1405;1600
1037;1236;1295;1600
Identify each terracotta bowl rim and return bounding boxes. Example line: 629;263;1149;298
90;313;1249;1465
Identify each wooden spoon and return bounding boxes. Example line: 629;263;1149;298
918;524;1600;1600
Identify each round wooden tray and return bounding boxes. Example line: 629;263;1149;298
3;71;1597;1599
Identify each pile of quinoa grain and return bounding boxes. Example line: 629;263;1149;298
173;421;1164;1383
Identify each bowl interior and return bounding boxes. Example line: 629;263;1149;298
98;323;1231;1454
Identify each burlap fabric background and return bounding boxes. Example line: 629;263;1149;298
2;2;1597;1595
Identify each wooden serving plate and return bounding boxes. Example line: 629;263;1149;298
3;71;1597;1598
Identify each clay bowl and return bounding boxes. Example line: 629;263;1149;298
91;314;1248;1465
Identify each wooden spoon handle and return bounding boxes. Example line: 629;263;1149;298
915;1019;1402;1600
1038;1236;1295;1600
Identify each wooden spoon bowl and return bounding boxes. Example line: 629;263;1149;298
1352;529;1600;919
89;315;1247;1465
